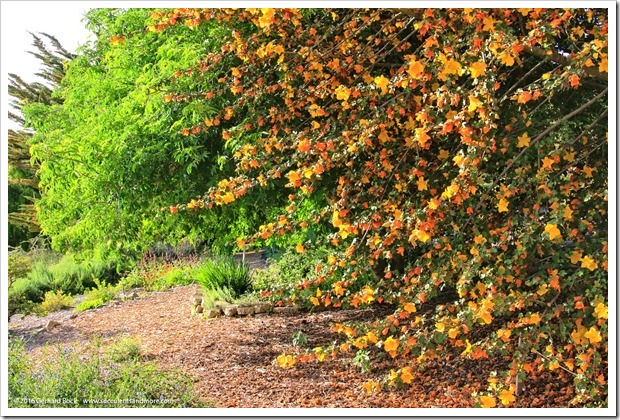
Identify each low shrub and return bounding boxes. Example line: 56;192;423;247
200;286;236;310
105;336;141;362
233;293;262;307
144;238;206;262
8;288;37;317
10;252;120;304
160;267;193;289
252;247;330;293
11;263;54;303
118;270;143;290
251;264;288;293
49;253;119;295
48;254;91;295
74;298;105;312
38;290;74;315
8;248;61;290
8;337;205;408
193;256;251;298
8;249;32;290
74;278;119;312
120;255;200;292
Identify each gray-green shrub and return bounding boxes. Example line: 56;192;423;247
8;337;205;408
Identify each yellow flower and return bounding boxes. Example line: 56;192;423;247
517;132;531;148
469;61;486;78
374;75;390;94
443;58;463;76
541;156;555;170
408;59;425;79
537;284;548;296
400;367;414;384
335;85;351;101
498;389;516;406
498;50;514;66
383;336;399;352
497;198;509;213
448;327;459;339
417;177;428;191
276;354;296;368
479;395;497;408
363;380;381;394
580;255;598;271
584;326;602;345
593;302;608;319
544;223;562;241
403;302;417;314
528;313;541;324
569;250;583;264
479;310;493;324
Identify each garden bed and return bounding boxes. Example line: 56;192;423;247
9;284;577;408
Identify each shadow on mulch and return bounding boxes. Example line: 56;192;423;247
9;324;125;352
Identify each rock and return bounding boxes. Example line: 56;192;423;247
222;306;238;317
190;293;203;306
253;303;273;314
108;299;122;307
195;305;204;314
45;320;61;331
236;306;255;316
273;306;300;316
123;291;139;300
213;301;230;310
203;309;220;318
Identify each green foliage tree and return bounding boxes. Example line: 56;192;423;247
25;9;285;254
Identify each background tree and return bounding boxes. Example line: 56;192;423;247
8;32;76;249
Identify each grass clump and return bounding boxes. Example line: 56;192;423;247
193;256;251;298
8;337;206;408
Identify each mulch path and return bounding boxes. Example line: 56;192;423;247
8;285;577;408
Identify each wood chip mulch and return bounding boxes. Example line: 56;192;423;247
8;285;579;408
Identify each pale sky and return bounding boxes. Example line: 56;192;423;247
1;1;93;130
1;2;91;82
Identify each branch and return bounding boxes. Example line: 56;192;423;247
524;46;607;81
462;87;608;231
500;57;551;103
531;349;578;378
